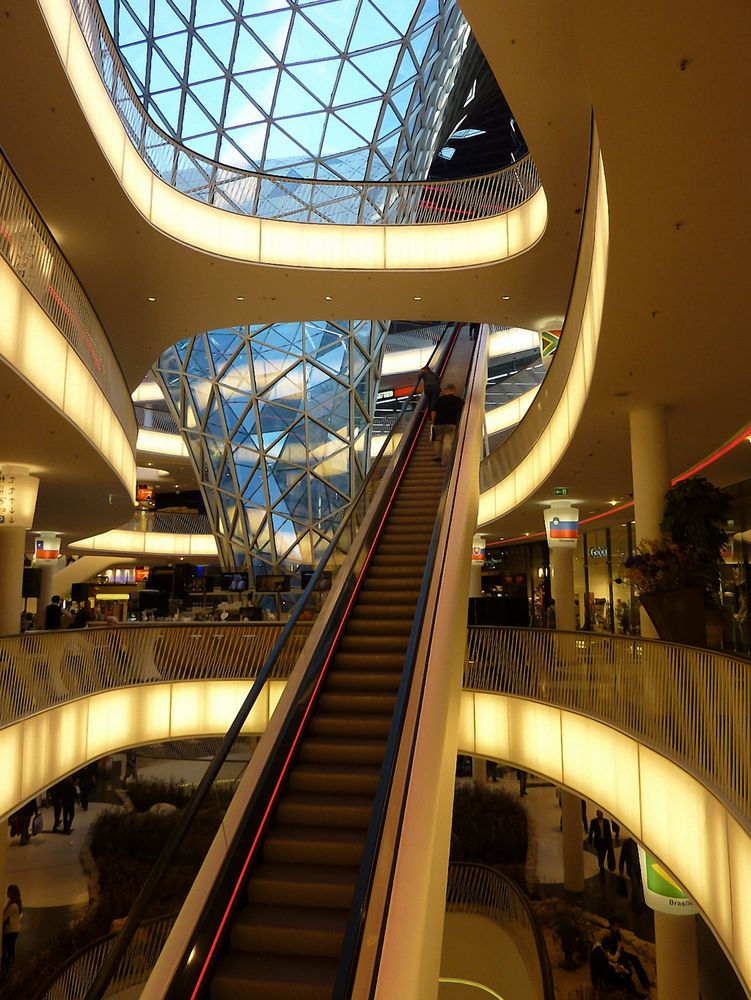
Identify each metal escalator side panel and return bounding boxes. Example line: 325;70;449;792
346;327;489;1000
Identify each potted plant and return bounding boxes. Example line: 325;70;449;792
624;476;730;647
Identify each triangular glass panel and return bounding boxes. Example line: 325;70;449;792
247;8;293;59
265;363;305;408
334;60;383;107
242;468;267;507
321;115;366;157
335;98;381;143
233;27;276;74
116;6;146;46
415;0;440;30
122;41;148;92
409;24;434;64
153;3;186;37
275;71;326;117
350;5;401;49
285;13;339;63
196;21;238;71
287;59;341;109
264;124;315;168
256;399;301;436
352;46;399;92
186;36;224;84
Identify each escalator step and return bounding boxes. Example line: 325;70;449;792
210;951;338;1000
264;825;367;866
288;763;381;796
276;792;373;829
337;633;408;653
330;651;405;670
310;712;392;739
355;588;420;604
345;617;412;637
247;862;359;909
317;691;397;715
326;671;402;692
230;904;349;958
299;738;386;766
348;603;414;621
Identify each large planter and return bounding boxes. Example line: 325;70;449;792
639;587;708;647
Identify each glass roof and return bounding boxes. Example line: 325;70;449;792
99;0;468;181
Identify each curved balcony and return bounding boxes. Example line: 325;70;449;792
462;626;751;997
0;148;136;496
69;511;217;558
36;0;547;271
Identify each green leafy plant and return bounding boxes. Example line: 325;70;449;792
551;905;592;969
450;784;528;884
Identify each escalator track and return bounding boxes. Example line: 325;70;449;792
209;421;449;999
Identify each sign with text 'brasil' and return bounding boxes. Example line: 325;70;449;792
638;846;698;915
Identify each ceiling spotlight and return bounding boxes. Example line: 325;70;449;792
413;295;422;301
236;296;245;301
502;295;511;300
325;295;333;301
608;499;618;506
147;296;156;302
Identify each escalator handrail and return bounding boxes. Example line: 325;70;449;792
83;322;459;1000
333;329;484;997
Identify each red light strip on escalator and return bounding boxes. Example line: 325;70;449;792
190;322;463;998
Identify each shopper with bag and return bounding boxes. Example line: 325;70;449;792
1;884;23;972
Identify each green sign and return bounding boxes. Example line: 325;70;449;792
553;487;568;496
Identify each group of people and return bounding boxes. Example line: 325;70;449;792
20;596;100;633
417;365;464;467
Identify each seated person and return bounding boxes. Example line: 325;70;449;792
601;918;651;993
590;941;644;995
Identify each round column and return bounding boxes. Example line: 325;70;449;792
471;756;487;787
629;406;671;640
0;527;27;635
654;912;699;1000
560;789;585;892
549;546;576;631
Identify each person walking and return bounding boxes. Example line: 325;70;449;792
589;808;615;874
417;365;440;412
430;383;464;466
1;884;23;972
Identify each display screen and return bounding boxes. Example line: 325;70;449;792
221;572;249;592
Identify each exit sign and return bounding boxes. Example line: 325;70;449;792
553;487;568;496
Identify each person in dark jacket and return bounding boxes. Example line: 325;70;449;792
430;384;464;466
44;595;62;630
589;809;614;873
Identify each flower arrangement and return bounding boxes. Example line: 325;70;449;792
623;538;704;595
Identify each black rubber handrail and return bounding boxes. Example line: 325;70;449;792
332;328;482;997
82;322;457;1000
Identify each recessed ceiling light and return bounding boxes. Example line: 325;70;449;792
147;296;156;302
236;296;244;301
502;295;511;300
325;295;333;301
413;295;422;301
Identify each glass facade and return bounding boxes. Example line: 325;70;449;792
156;320;386;577
100;0;469;206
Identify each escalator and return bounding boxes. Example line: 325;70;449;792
210;424;447;998
81;324;483;1000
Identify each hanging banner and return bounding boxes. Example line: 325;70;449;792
638;846;698;915
0;467;39;529
471;534;486;563
543;503;579;548
34;533;60;561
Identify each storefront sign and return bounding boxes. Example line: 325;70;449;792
589;546;608;559
0;467;39;529
638;846;698;915
543;502;579;548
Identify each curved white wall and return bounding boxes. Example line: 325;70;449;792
458;691;751;998
0;678;284;821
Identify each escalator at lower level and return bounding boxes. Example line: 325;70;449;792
209;426;448;999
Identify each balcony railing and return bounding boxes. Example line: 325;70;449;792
70;0;540;226
465;627;751;830
445;863;555;1000
0;622;309;728
134;405;179;435
0;149;135;441
123;510;212;535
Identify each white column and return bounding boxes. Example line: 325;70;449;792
0;527;27;635
471;756;486;787
629;406;671;640
654;912;699;1000
561;789;585;892
549;545;576;631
